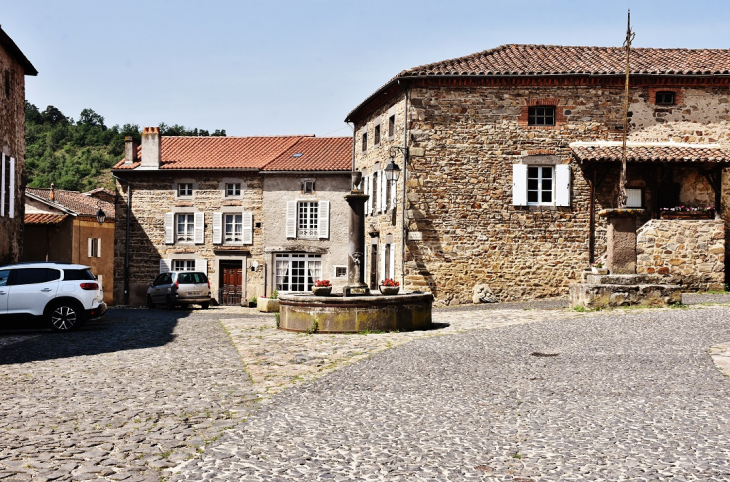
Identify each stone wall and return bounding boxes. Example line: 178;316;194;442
262;173;351;294
114;173;264;306
353;80;730;305
0;43;27;265
637;219;725;291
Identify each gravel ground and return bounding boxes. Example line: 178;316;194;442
0;307;257;481
174;305;730;481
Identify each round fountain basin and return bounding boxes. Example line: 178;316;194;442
278;292;433;333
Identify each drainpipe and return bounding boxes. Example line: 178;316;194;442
112;173;131;305
398;80;409;290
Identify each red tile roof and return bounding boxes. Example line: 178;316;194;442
113;135;315;170
403;44;730;77
24;213;68;225
26;188;115;219
347;44;730;121
570;142;730;164
262;137;352;171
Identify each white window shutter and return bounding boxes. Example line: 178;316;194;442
512;164;528;206
380;244;386;283
87;238;93;258
379;171;385;213
8;157;14;218
243;212;253;245
195;258;208;275
164;212;174;244
160;259;172;273
97;238;101;257
286;200;297;238
212;212;223;244
194;212;205;244
554;164;571;207
318;200;330;239
1;153;5;217
365;175;371;214
389;244;395;281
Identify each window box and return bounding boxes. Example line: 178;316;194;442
659;210;714;220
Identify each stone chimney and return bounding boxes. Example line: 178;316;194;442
140;127;161;168
50;182;55;201
124;136;138;165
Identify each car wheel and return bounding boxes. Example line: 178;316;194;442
47;300;83;332
146;295;156;309
201;302;210;309
166;296;175;309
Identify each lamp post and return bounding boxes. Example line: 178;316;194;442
387;146;407;289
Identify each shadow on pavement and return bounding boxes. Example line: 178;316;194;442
0;308;196;365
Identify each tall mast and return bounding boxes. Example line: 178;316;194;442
619;10;635;208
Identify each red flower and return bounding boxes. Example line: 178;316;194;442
314;280;331;287
381;278;399;287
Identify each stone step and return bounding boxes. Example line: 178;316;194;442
585;273;665;285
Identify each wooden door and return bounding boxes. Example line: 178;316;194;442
220;261;242;306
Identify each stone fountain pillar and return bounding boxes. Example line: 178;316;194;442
344;172;370;296
605;210;640;274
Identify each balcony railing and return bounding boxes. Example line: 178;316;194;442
298;228;318;239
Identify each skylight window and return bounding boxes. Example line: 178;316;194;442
292;153;303;158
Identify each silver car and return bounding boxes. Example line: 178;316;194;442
146;271;210;309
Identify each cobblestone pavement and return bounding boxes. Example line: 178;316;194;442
174;305;730;480
0;307;257;481
219;303;593;401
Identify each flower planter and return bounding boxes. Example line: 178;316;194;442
312;286;332;296
591;267;608;275
660;211;714;220
257;297;280;313
379;285;400;295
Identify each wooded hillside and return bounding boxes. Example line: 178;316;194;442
24;102;226;191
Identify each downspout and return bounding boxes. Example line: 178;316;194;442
398;80;409;290
112;173;131;305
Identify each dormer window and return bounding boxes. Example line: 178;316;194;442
656;91;675;106
302;179;315;194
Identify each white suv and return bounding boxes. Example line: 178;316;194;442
0;262;107;331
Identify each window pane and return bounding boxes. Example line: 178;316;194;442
63;269;95;281
13;268;50;285
527;191;538;203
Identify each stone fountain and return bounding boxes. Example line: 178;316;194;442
278;172;433;333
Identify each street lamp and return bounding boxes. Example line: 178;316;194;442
384;158;401;182
95;201;106;225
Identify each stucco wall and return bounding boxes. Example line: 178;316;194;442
353;80;730;305
0;43;27;265
637;219;725;291
114;173;264;306
262;173;351;294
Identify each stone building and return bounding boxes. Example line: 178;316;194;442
261;137;351;295
346;44;730;305
0;27;38;265
111;129;351;306
22;186;116;304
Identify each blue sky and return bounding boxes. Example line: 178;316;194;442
3;0;729;137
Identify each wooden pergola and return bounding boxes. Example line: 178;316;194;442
571;142;730;263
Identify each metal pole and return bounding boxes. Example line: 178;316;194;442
619;10;634;208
